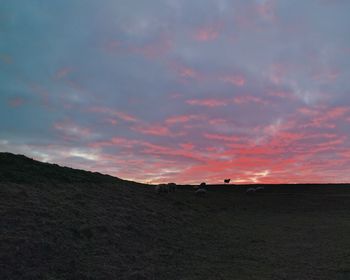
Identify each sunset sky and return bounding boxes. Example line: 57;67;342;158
1;0;350;184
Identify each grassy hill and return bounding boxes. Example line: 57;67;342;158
1;152;350;280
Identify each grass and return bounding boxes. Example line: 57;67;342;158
1;152;350;279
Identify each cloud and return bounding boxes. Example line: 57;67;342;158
2;0;350;184
194;22;223;42
186;98;228;107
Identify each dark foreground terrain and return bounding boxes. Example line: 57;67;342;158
1;152;350;280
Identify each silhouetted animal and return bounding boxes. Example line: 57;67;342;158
195;188;207;195
255;186;265;192
246;187;256;195
224;179;231;184
155;183;177;193
155;184;169;193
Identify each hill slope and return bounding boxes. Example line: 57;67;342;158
0;152;124;184
1;153;350;280
0;153;195;279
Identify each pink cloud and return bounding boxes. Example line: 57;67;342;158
141;142;200;161
311;68;340;82
268;90;296;100
167;61;204;82
132;124;176;137
186;98;228;107
90;137;141;149
165;114;202;124
179;143;195;150
300;106;350;128
255;0;278;21
233;95;267;105
204;133;241;143
180;67;198;79
104;118;118;125
208;118;227;125
89;106;139;122
220;75;246;87
233;1;278;31
194;23;223;42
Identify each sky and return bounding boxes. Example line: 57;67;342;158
1;0;350;184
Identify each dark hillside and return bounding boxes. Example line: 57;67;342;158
0;153;196;279
0;152;123;184
1;153;350;280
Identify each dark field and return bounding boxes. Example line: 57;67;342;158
1;153;350;279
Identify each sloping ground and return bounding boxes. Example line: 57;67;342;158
1;153;350;280
0;152;123;184
0;153;198;279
